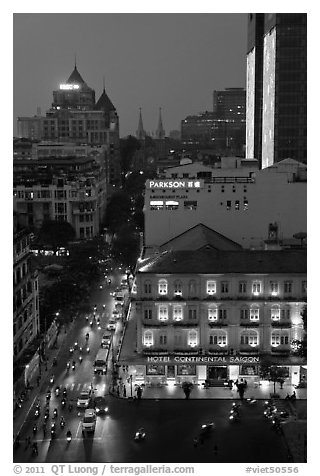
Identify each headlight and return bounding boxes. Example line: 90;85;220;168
105;407;108;412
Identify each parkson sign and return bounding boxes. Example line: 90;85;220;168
146;356;260;364
147;180;203;189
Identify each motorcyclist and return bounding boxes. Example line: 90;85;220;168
66;430;72;441
85;333;89;340
53;408;58;418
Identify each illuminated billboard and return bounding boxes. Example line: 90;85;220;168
147;179;204;189
59;84;80;90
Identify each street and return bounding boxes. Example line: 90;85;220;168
14;397;292;463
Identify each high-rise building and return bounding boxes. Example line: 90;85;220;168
246;13;307;168
17;64;121;185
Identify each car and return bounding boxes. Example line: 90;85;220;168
107;322;116;331
77;390;92;408
93;396;109;415
112;309;121;319
101;332;112;348
82;409;96;433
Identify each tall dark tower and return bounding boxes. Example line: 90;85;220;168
246;13;307;168
52;63;95;110
155;107;165;139
136;108;146;140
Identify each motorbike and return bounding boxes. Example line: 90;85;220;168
60;417;65;429
94;305;97;311
229;408;240;422
200;421;215;435
44;409;50;421
61;398;67;408
246;397;257;405
51;423;56;439
32;443;38;456
52;357;57;367
62;388;67;398
66;361;70;371
79;346;83;354
85;315;89;321
85;333;90;341
69;347;74;354
66;430;72;442
34;405;41;418
102;304;106;309
33;424;38;435
46;392;51;403
79;355;83;364
53;408;58;419
271;416;282;433
49;375;54;384
134;427;146;441
86;346;90;354
72;361;76;371
74;341;78;350
90;320;93;327
55;386;60;397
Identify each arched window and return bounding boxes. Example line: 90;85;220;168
143;330;153;347
208;305;218;321
252;281;262;295
159;333;167;346
158;305;168;321
240;330;259;347
158;279;168;295
271;332;289;347
271;305;280;321
250;305;260;321
173;305;183;321
188;330;198;347
209;330;227;346
240;306;249;320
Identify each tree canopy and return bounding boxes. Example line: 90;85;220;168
37;220;75;248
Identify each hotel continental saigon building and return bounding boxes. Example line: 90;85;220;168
120;238;306;388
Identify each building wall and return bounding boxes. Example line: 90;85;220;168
144;162;306;248
133;270;306;365
13;231;40;360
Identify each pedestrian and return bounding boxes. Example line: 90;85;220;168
244;379;248;389
193;437;198;448
117;385;120;397
123;386;126;398
137;386;142;400
25;436;31;448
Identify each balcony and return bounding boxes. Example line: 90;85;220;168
203;295;217;302
271;321;292;328
239;321;260;327
173;320;199;327
208;320;228;327
207;348;229;355
271;347;290;355
239;346;260;355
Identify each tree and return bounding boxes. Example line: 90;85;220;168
103;191;132;235
260;362;288;395
37;220;75;248
120;135;141;180
112;224;140;272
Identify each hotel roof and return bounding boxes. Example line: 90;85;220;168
137;249;307;275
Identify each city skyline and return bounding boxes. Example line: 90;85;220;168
13;13;247;138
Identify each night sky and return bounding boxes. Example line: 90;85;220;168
13;13;247;138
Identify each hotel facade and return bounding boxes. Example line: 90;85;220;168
120;244;306;388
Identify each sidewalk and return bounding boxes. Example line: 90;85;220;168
13;321;74;439
120;381;307;400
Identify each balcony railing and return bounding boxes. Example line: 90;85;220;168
271;321;292;328
208;321;228;327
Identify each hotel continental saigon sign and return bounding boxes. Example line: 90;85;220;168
146;356;260;364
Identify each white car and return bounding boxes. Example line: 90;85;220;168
101;332;112;348
77;390;92;408
82;409;96;433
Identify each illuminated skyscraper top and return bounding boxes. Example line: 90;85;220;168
52;64;96;110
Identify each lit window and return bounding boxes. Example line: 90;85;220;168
271;333;289;347
174;281;182;296
158;305;168;321
188;330;198;347
173;305;183;321
209;333;227;346
143;331;153;347
252;281;261;295
271;305;280;321
270;281;279;296
158;279;168;295
250;307;259;321
208;307;218;321
240;331;259;347
235;200;240;210
206;280;216;295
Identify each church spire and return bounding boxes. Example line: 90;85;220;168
136;108;146;140
156;107;165;139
